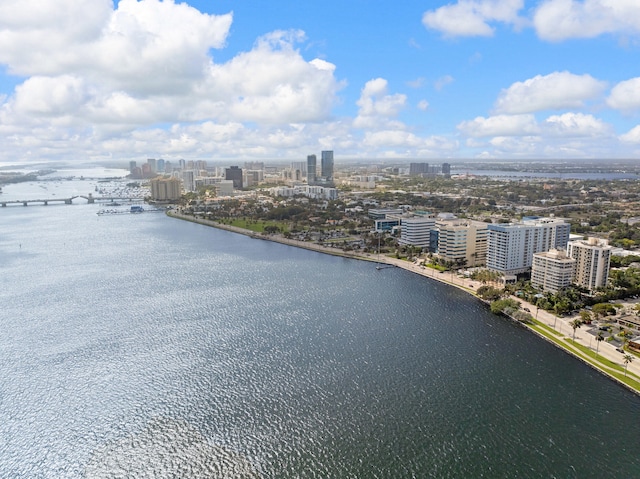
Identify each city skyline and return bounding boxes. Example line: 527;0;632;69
1;0;640;164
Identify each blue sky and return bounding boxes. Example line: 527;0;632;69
1;0;640;164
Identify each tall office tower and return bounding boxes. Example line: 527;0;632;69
147;158;157;174
441;163;451;177
321;150;334;181
195;160;207;171
225;166;243;189
567;237;612;291
178;159;186;170
164;161;172;173
157;159;165;173
291;161;307;175
307;155;317;185
531;249;576;293
409;162;429;176
129;161;137;175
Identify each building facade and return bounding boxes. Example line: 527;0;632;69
225;166;243;189
567;237;612;291
486;218;570;275
398;216;436;249
149;177;182;201
307;155;317;185
531;249;576;293
437;219;488;267
321;150;334;182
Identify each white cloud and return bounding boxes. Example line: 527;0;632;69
417;100;430;111
494;71;606;114
607;77;640;112
407;77;426;88
434;75;455;91
457;114;539;137
534;0;640;41
620;125;640;143
353;78;407;129
423;0;525;38
542;112;611;137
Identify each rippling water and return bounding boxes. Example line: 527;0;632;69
1;180;639;478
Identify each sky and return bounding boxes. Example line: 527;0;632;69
1;0;640;165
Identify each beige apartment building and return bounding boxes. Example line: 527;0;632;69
531;249;576;293
150;176;182;201
566;237;612;291
437;219;488;267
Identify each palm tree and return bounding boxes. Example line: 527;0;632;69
595;331;604;358
623;354;634;377
570;319;583;343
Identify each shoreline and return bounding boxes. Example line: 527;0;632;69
167;210;640;396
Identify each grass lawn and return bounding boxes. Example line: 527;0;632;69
527;320;640;393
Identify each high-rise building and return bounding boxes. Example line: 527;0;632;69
307;155;317;185
437;219;489;267
181;170;196;192
567;237;612;291
409;163;429;176
321;150;334;182
441;163;451;177
157;159;165;174
291;161;307;176
129;161;137;175
398;216;436;249
531;249;575;293
150;177;182;201
487;218;570;275
147;158;157;174
225;166;243;189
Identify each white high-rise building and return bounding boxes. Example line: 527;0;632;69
487;217;570;275
531;249;576;293
398;216;436;249
567;237;612;291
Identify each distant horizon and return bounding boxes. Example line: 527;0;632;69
2;157;640;173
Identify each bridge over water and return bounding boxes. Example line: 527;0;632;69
1;194;144;207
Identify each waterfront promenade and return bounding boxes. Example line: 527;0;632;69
167;211;640;392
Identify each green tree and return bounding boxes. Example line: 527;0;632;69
570;319;583;343
623;354;634;377
595;331;604;358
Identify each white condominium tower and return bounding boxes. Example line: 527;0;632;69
566;237;612;291
487;217;570;275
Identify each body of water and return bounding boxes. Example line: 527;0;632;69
1;179;639;478
453;169;639;181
